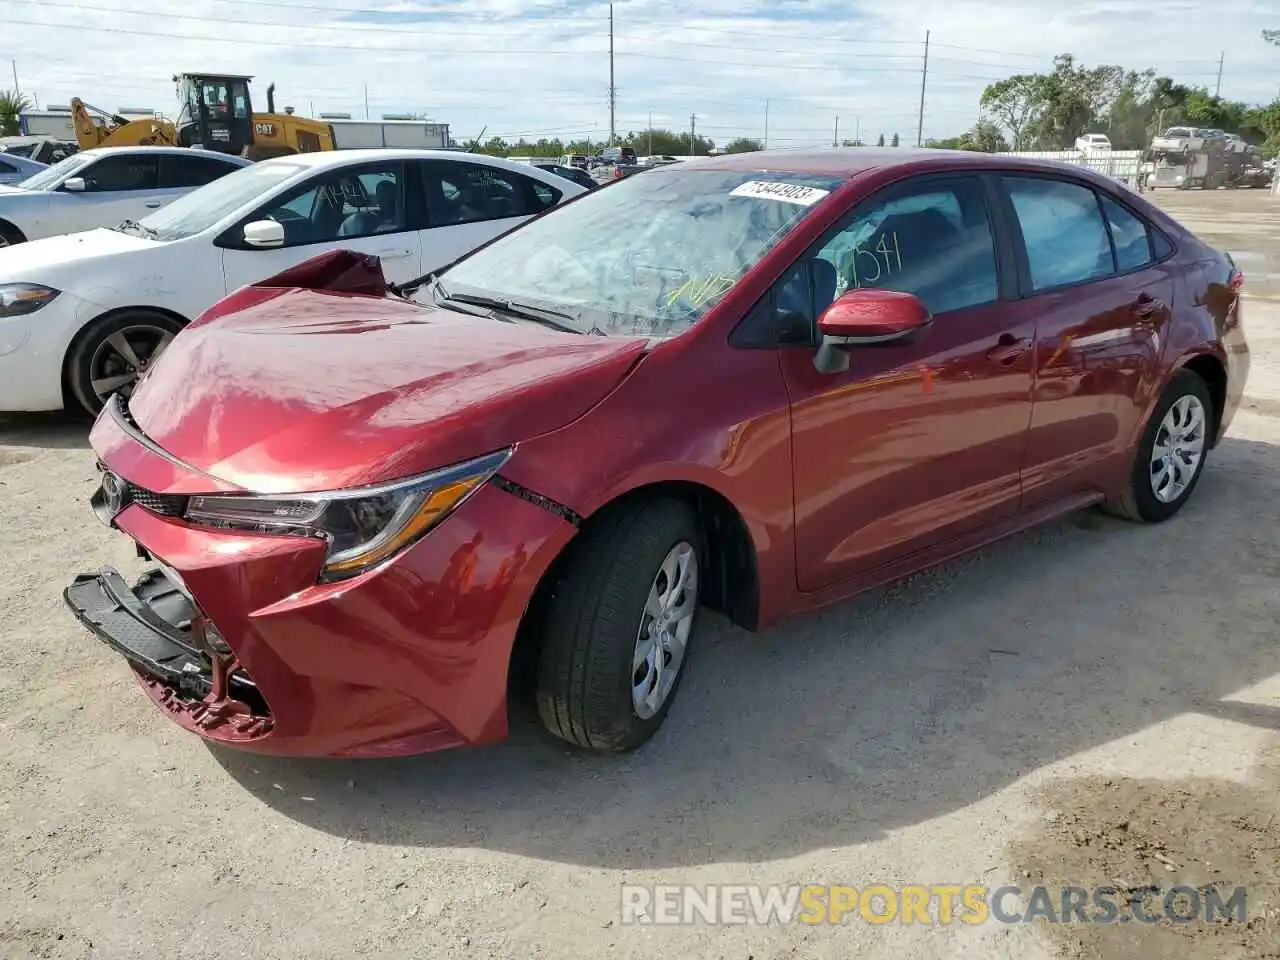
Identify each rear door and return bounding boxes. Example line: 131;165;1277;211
776;173;1033;591
59;153;161;231
994;173;1177;508
413;160;562;274
218;159;421;294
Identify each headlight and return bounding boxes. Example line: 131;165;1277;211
0;283;60;317
184;449;511;581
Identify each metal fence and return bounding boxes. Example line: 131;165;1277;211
996;149;1145;188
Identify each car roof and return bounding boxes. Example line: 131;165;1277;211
682;146;1109;181
77;146;251;165
255;148;576;182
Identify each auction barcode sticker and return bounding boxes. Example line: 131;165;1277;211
728;180;831;205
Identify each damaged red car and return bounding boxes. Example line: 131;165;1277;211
65;149;1248;758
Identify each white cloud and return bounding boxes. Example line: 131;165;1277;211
3;0;1277;147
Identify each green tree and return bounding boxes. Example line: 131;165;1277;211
623;128;713;156
877;133;885;146
980;74;1041;149
967;120;1009;152
0;90;32;136
724;137;762;153
890;132;900;146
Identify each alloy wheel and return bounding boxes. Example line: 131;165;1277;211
631;541;698;720
1149;394;1206;503
88;325;175;404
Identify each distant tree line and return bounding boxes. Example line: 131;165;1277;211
929;49;1280;157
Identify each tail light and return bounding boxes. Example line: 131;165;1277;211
613;167;624;180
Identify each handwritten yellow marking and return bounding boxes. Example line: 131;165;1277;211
1044;334;1074;368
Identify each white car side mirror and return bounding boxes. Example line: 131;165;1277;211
243;219;285;248
62;177;87;193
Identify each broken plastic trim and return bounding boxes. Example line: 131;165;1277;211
489;475;581;526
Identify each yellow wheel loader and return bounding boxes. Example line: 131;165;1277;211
173;73;335;160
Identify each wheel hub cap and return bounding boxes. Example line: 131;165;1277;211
631;541;698;720
1149;394;1206;504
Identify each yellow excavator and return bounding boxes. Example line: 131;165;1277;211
70;73;335;161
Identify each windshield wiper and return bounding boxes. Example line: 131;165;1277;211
435;285;584;334
114;219;160;240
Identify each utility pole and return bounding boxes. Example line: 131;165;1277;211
1214;50;1224;98
689;113;696;155
833;115;839;147
917;29;930;147
363;83;370;120
10;59;19;97
763;99;769;148
854;116;861;145
608;3;616;145
647;111;652;155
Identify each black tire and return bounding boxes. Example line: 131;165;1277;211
1106;370;1213;523
536;497;704;753
0;220;26;246
66;310;185;417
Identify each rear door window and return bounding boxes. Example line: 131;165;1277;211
160;154;239;188
1003;176;1114;291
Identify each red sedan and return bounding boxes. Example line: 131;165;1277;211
65;149;1249;758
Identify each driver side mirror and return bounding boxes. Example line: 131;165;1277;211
813;288;932;374
62;177;87;193
242;219;285;248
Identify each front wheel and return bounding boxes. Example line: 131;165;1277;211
536;498;703;753
1106;370;1213;523
66;310;184;417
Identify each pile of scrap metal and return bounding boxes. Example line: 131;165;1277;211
0;135;79;165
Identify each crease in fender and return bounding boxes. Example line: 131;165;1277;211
489;474;582;526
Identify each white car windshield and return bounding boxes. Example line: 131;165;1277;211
439;168;843;337
17;152;96;191
140;161;306;241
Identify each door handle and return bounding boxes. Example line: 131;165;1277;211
370;248;413;260
144;201;162;208
1132;293;1166;318
986;334;1031;365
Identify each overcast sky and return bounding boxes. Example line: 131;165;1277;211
5;0;1279;147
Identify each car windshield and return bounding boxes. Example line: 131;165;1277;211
139;161;304;241
438;168;843;337
17;152;96;191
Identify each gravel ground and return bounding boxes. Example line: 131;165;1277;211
1;189;1279;960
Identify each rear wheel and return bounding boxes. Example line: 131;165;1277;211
536;498;703;753
1106;370;1213;523
66;310;184;416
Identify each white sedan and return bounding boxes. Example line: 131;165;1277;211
0;146;250;247
0;148;586;414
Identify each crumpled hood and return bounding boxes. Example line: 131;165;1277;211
127;287;650;494
0;227;156;280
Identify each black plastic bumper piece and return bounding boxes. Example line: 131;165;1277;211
63;567;213;698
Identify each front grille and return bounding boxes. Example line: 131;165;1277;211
127;482;189;518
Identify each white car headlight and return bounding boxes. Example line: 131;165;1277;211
184;449;511;581
0;283;60;317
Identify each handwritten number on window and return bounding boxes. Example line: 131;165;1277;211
849;230;903;290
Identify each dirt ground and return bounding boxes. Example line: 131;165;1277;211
1;188;1279;960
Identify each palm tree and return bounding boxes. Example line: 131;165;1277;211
0;90;33;136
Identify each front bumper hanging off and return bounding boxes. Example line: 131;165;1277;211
63;567;272;735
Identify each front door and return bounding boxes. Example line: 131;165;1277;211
779;175;1033;592
64;153;163;232
220;160;421;294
